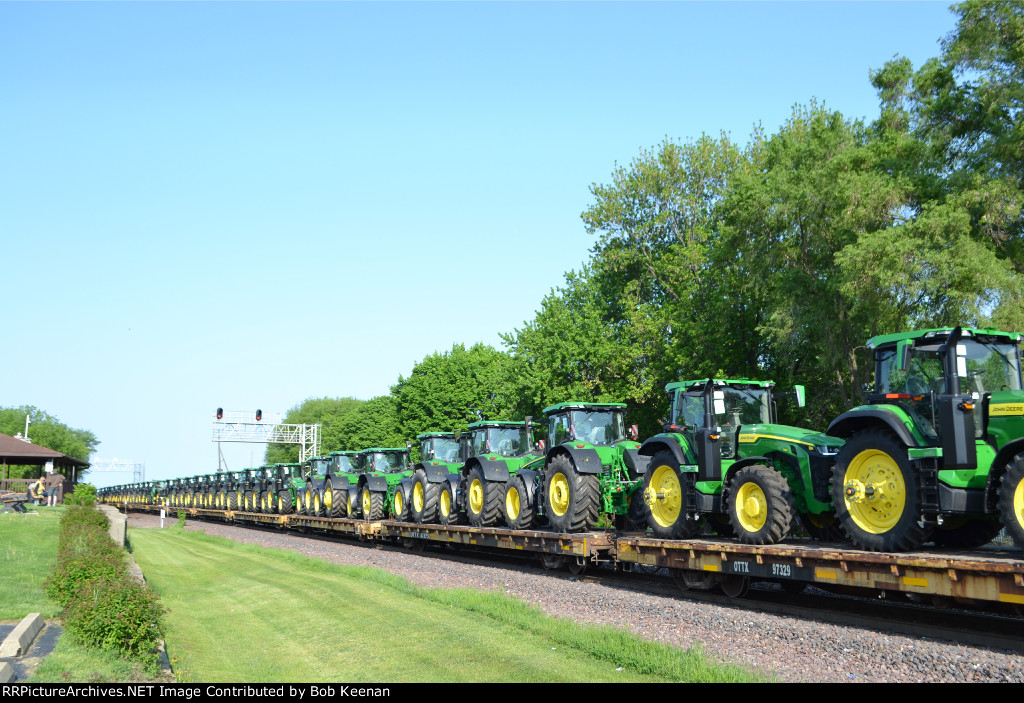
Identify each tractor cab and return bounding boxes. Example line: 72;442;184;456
418;433;460;464
544;402;630;448
357;448;410;475
467;422;538;459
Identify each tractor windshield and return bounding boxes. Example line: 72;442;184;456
429;438;460;463
673;387;770;428
474;428;525;457
570;410;625;445
329;455;353;473
369;452;406;473
963;340;1022;393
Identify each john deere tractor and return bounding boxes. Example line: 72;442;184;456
458;420;544;528
297;455;333;516
827;327;1024;551
538;402;646;533
353;447;413;520
317;451;362;518
271;463;303;513
408;432;463;524
640;379;842;545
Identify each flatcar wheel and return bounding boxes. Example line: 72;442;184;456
718;575;750;599
539;554;566;570
567;559;587;575
669;568;690;591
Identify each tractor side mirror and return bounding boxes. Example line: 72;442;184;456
793;385;806;408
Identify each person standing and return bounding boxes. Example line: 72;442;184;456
44;469;65;507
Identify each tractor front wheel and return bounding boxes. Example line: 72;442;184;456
438;483;460;525
545;455;600;533
362;488;384;520
466;467;502;527
393;487;411;521
831;429;931;551
504;475;534;530
931;517;1003;548
641;451;698;539
411;471;439;524
326;479;346;518
727;464;794;545
998;453;1024;549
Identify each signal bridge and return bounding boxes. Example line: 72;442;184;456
211;410;321;466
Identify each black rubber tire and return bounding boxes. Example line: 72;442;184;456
438;483;460;525
998;453;1024;548
544;454;600;533
504;474;534;530
325;478;346;518
466;466;502;527
393;486;411;521
227;491;239;511
831;429;932;552
347;488;361;519
278;491;294;515
411;471;439;524
641;450;698;540
727;464;794;545
362;488;384;521
244;491;254;512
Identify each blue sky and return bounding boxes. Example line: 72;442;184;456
1;1;959;485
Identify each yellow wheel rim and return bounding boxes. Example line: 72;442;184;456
469;479;483;514
324;488;332;511
395;491;404;516
843;449;906;534
440;490;451;517
1014;475;1024;529
646;465;682;528
278;496;284;512
363;490;371;516
506;486;520;520
549;472;569;517
735;482;767;533
314;494;321;513
413;483;424;512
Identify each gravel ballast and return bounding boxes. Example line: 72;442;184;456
127;514;1024;683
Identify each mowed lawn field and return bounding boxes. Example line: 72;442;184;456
0;508;63;619
129;527;764;683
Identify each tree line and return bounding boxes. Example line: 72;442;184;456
267;2;1024;462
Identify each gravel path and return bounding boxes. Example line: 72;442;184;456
127;514;1024;683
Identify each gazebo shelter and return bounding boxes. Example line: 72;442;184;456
0;432;90;500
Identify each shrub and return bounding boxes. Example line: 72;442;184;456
63;576;164;661
65;483;98;507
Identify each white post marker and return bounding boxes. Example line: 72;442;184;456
160;508;165;528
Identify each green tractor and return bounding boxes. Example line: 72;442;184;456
297;455;332;516
353;447;413;520
409;432;464;524
458;420;544;528
640;379;842;544
271;463;303;514
826;327;1024;551
539;402;646;533
317;451;362;518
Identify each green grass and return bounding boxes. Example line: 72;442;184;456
0;507;63;619
129;526;766;683
30;636;167;683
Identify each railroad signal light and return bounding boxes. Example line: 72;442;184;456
256;409;262;421
216;408;223;420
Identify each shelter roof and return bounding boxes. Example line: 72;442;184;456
0;432;89;469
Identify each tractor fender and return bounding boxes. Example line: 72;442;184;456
396;478;414;499
419;462;452;483
465;457;510;482
548;445;604;474
309;477;326;492
638;434;689;465
514;468;539;505
622;447;652;476
361;475;389;493
323;474;351;490
826;408;917;447
722;455;773;485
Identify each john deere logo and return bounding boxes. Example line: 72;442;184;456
990;404;1024;417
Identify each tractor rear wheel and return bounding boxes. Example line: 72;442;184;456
831;429;931;552
278;491;294;514
362;488;384;521
504;475;534;530
545;455;600;533
727;464;794;545
244;491;254;512
998;453;1024;549
466;467;502;527
227;491;238;511
347;488;361;519
438;484;460;525
642;450;698;539
411;471;439;524
799;512;844;541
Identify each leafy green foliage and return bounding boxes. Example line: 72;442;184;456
65;483;98;507
63;576;164;662
264;396;365;462
0;406;99;479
